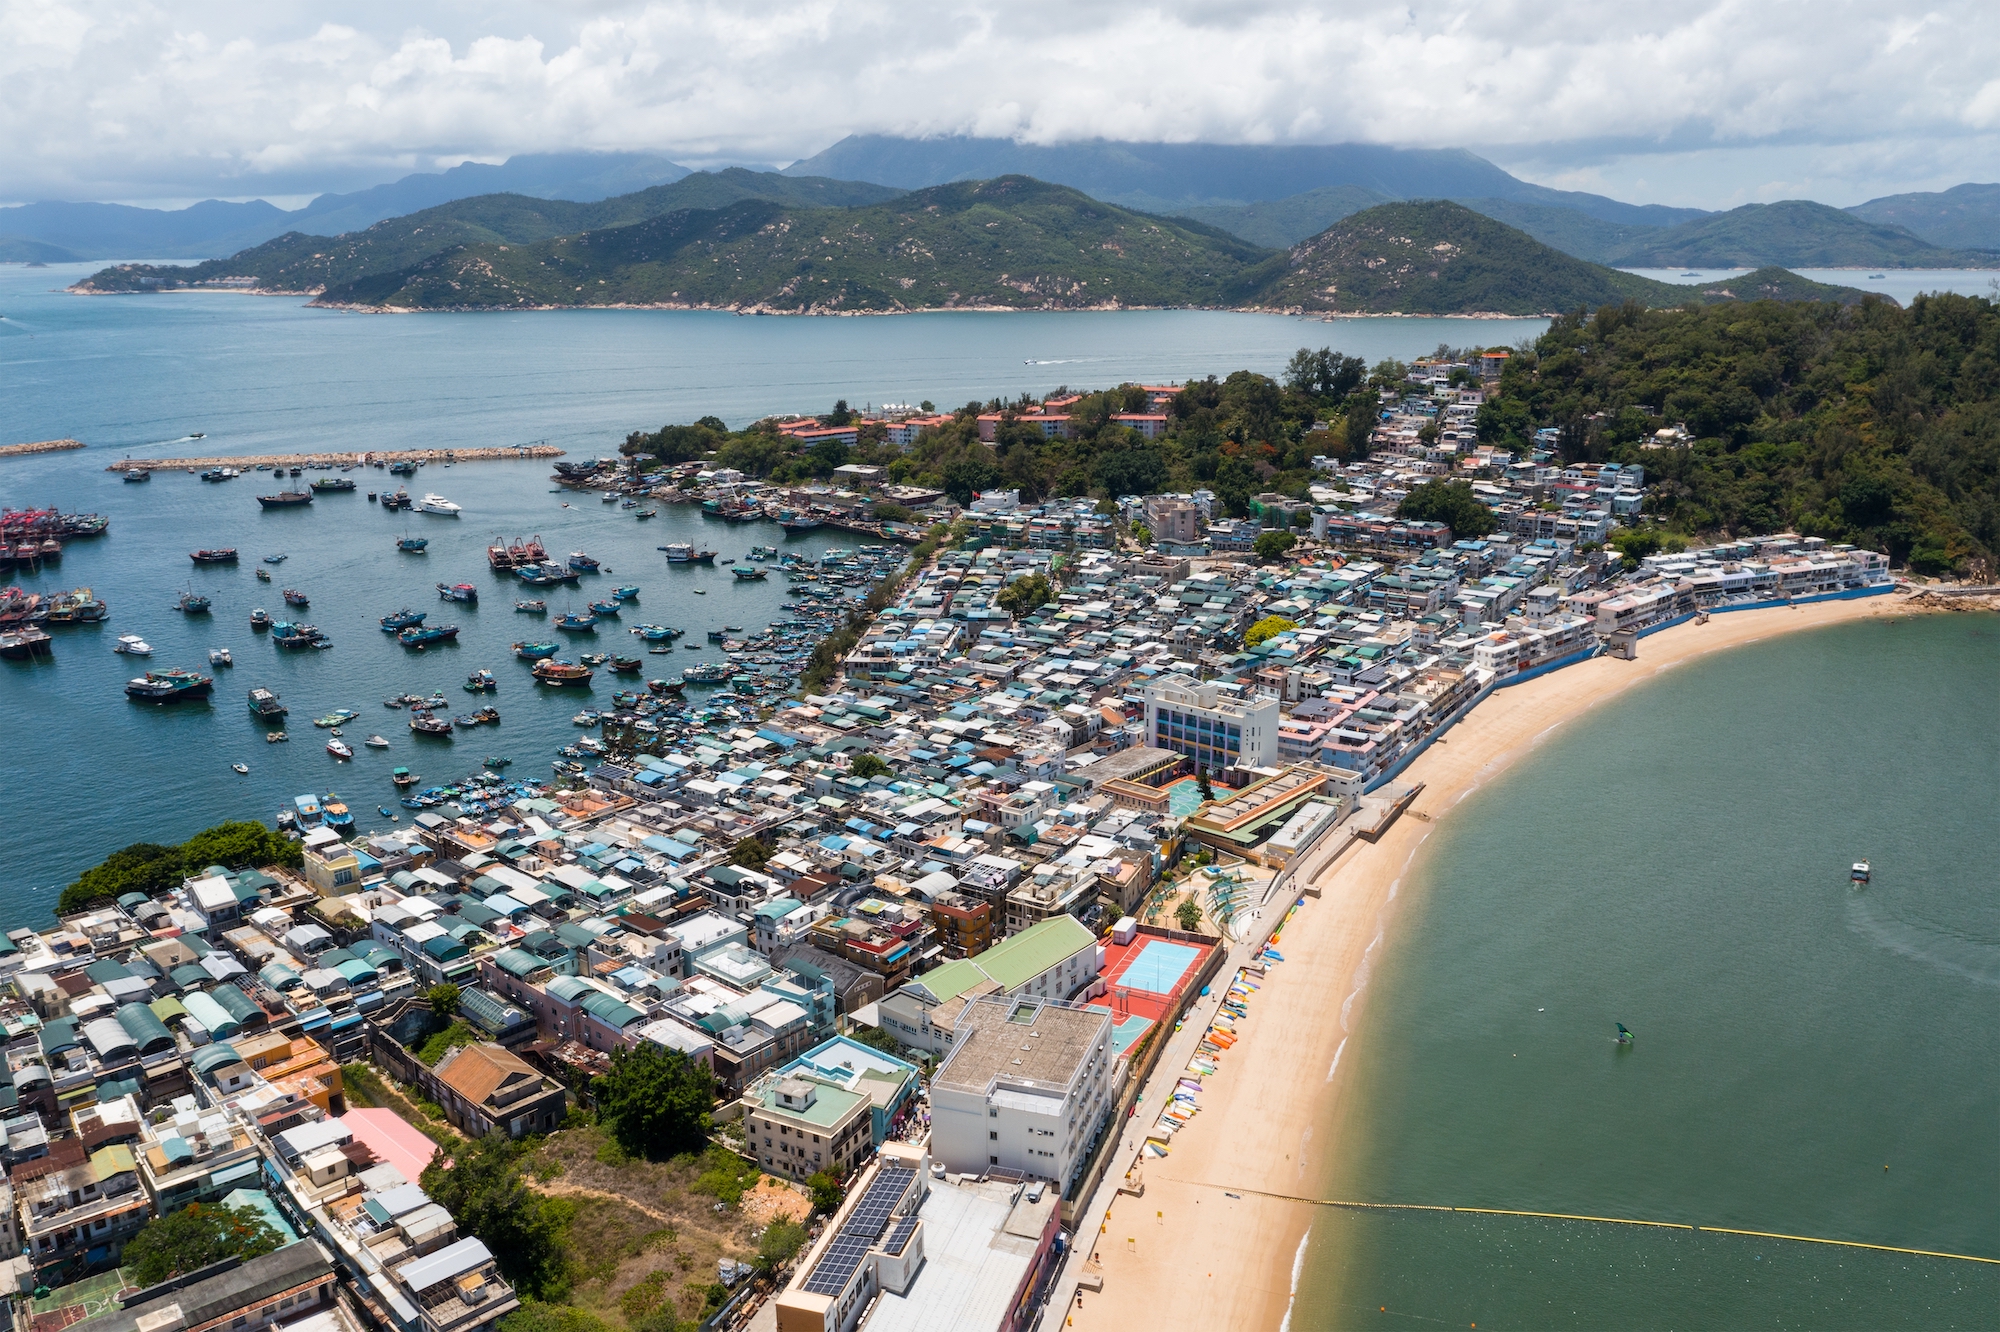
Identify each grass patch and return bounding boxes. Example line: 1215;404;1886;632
689;1146;760;1211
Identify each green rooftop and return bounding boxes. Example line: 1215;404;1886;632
908;914;1095;1004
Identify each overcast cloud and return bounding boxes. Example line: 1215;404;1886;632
6;0;2000;209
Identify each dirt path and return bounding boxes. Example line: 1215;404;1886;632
527;1179;679;1225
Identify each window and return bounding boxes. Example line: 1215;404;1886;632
989;1130;998;1140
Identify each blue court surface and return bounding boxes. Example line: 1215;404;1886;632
1120;939;1201;995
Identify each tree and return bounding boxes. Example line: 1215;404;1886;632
756;1219;809;1274
60;820;302;914
826;399;853;427
1130;522;1152;546
427;983;461;1020
806;1171;845;1216
1244;615;1297;648
422;1135;571;1299
594;1043;716;1160
848;753;892;781
1175;898;1204;932
1252;530;1297;561
123;1203;282;1286
1397;480;1498;538
1195;768;1215;802
730;836;772;869
996;573;1053;620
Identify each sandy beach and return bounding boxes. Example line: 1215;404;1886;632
1075;591;1925;1332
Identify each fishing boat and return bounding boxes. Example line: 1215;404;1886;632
113;634;153;656
568;551;601;573
611;585;641;600
682;662;731;684
271;623;330;650
487;535;549;570
555;612;596;632
328;738;354;759
380;608;426;631
513;640;559;659
649;677;685;695
748;545;779;560
0;628;53;660
515;561;578;586
661;542;694;563
777;514;822;533
255;567;271;582
417;493;461;516
437;582;479;603
248;686;287;718
532;658;594;686
391;767;418;787
631;624;675;640
283;589;310;608
190;548;239;563
231;763;248;774
382;489;412;509
483;755;511;768
602;491;621;503
587;599;621;617
397;536;429;552
43;588;107;623
1852;860;1871;885
398;623;460;648
635;508;656;519
610;656;642;673
257;491;313;508
732;565;768;580
389;460;417;476
465;669;498;691
208;647;233;667
125;668;214;702
124;470;151;482
310;476;356;493
249;609;272;630
173;589;211;614
313;709;359;728
408;710;453;735
571;708;602;725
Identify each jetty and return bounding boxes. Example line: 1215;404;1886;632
0;439;85;460
106;444;564;472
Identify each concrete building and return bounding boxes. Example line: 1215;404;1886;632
1143;676;1279;771
876;916;1100;1057
69;1240;342;1332
429;1043;568;1139
928;995;1114;1197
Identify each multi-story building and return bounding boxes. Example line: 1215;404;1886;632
1143;676;1279;771
929;995;1115;1197
429;1043;569;1139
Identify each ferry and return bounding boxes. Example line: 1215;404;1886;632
436;582;479;603
380;608;426;631
532;658;594;686
248;687;287;719
113;634;153;656
417;493;461;516
190;548;239;563
125;668;214;702
397;536;429;552
256;491;313;508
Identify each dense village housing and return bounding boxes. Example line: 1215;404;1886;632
1;358;1899;1332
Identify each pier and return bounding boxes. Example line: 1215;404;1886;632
105;444;565;472
0;438;85;460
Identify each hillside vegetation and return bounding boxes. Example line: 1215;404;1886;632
1478;293;2000;575
312;177;1281;312
1609;200;1981;269
1175;185;1392;249
1846;183;2000;252
73;170;905;294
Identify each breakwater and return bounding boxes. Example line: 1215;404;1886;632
0;439;84;460
105;445;565;472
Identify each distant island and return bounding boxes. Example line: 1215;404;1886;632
75;180;1878;317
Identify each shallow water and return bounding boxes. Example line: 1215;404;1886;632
1289;614;2000;1326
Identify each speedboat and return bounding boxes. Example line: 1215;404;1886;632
364;734;390;748
328;739;354;759
231;762;249;774
113;634;153;656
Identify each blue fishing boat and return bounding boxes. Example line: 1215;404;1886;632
587;599;621;617
379;608;426;631
612;585;640;600
513;640;559;659
555;612;596;632
568;551;600;573
632;624;675;641
397;623;460;647
397;536;428;552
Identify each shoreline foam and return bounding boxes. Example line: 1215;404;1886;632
1077;591;1928;1331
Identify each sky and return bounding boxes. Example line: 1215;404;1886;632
7;0;2000;211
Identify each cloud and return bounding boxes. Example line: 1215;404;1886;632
4;0;1999;207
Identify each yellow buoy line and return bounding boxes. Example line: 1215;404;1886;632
1199;1185;2000;1266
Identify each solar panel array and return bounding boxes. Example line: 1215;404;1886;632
802;1166;917;1295
883;1213;920;1255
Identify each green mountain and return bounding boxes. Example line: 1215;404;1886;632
1689;267;1875;304
1254;201;1695;314
72;170;907;294
311;177;1282;312
0;237;80;263
1447;198;1669;265
1174;185;1392;249
1845;183;2000;252
1608;200;1981;268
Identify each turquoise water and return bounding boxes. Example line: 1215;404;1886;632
1290;614;2000;1327
0;266;1541;925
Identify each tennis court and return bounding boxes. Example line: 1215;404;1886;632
1119;939;1202;995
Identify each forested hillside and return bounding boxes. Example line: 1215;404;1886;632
1477;294;2000;574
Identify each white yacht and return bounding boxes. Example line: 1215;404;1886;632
113;634;153;656
417;493;462;516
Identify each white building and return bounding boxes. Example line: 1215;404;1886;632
929;995;1114;1196
1143;676;1280;771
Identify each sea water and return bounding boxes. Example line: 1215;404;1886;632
1291;613;2000;1327
0;264;1545;923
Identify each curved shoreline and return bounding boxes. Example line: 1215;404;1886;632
1075;591;1939;1332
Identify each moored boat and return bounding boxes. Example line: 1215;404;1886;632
513;640;559;659
532;658;594;686
365;734;389;748
313;709;359;728
255;567;271;581
397;623;460;648
248;686;287;719
256;491;313;508
250;608;272;630
465;669;498;691
417;493;461;516
555;612;596;632
283;588;310;608
190;548;239;563
176;590;210;614
380;608;426;631
125;668;213;702
408;710;453;735
328;738;354;759
731;565;768;580
611;585;641;600
113;634;153;656
0;628;53;660
397;535;429;552
310;476;356;493
568;551;600;572
392;767;419;787
514;599;546;614
437;582;479;603
208;647;233;667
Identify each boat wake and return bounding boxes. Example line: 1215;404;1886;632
1847;893;2000;988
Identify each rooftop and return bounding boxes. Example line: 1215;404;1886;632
932;996;1109;1097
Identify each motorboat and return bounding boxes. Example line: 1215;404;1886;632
397;536;429;552
255;567;271;582
417;493;461;516
568;551;600;572
513;640;559;659
231;762;249;774
515;599;547;614
190;548;238;563
555;612;596;632
328;739;354;759
283;589;310;608
208;647;233;667
125;668;214;702
250;608;272;630
113;634;153;656
1852;860;1871;885
398;623;460;648
364;734;390;748
263;554;287;564
247;687;287;719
